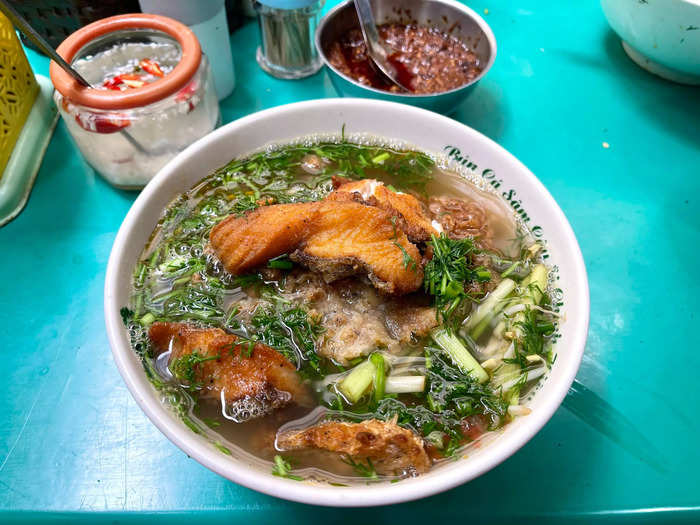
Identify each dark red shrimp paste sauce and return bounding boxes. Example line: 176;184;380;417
328;23;482;94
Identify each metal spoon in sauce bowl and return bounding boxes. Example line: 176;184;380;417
0;0;158;157
353;0;410;92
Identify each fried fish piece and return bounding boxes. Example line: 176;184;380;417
293;200;423;295
148;322;311;420
209;202;319;275
210;200;423;295
276;419;431;475
328;178;438;243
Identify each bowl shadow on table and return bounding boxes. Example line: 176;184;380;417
9;122;86;234
600;29;700;150
450;80;508;143
600;26;700;315
544;29;700;150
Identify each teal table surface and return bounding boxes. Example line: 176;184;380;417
2;1;699;523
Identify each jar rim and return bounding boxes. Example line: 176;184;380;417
50;14;201;110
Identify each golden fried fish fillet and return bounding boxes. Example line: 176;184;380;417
294;200;423;295
148;322;311;419
209;202;319;275
209;200;423;295
328;178;438;243
276;419;431;475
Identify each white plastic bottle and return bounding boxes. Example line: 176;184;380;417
138;0;235;100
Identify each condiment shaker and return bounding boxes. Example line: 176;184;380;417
255;0;324;79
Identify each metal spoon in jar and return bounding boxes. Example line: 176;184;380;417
352;0;410;92
0;0;156;156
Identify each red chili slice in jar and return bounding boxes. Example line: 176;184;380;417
103;76;124;90
175;80;198;113
103;73;144;90
74;111;131;134
140;58;164;77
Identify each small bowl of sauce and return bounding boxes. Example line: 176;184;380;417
316;0;496;114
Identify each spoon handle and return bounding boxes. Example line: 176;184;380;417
352;0;408;91
0;0;91;87
353;0;385;60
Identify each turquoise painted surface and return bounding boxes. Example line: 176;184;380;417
1;1;699;522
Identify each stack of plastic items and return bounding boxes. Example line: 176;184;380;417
0;12;57;227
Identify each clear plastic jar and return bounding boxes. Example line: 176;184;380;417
50;14;220;190
255;0;324;79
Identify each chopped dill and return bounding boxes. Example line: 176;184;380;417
507;307;555;367
250;304;323;375
390;217;417;271
214;140;434;194
341;456;378;479
170;352;220;387
423;234;490;326
232;193;260;216
228;337;257;358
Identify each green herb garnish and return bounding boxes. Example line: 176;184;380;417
341;456;378;479
423;234;490;326
267;254;294;270
272;455;303;481
390;217;418;271
250;304;323;375
170;351;220;387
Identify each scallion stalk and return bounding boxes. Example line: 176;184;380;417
338;359;376;403
463;278;516;340
385;375;425;394
431;328;489;384
370;353;386;402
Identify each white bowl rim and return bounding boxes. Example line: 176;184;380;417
315;0;498;98
105;98;589;507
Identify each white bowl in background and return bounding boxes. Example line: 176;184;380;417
104;98;589;507
601;0;700;84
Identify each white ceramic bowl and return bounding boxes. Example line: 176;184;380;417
105;99;589;507
601;0;700;84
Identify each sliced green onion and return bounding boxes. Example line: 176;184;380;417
464;278;516;340
431;328;488;384
385;375;425;394
139;312;156;326
370;353;386;402
372;152;390;164
267;255;293;270
338;359;376;403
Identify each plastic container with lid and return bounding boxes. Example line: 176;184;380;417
138;0;236;100
50;14;221;190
